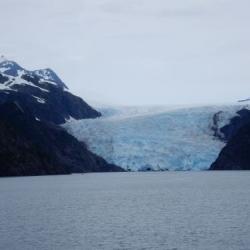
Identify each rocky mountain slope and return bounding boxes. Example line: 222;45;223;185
0;58;100;124
210;123;250;170
0;102;123;177
210;108;250;170
0;58;123;176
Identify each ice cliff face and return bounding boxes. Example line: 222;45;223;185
64;104;249;171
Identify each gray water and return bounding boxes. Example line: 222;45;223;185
0;172;250;250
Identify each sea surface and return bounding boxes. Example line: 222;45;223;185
0;172;250;250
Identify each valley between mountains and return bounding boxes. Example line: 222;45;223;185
1;58;250;176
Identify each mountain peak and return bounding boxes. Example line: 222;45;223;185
0;59;68;89
0;58;101;124
34;68;68;89
0;59;24;77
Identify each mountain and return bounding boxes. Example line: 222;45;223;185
0;102;123;177
64;104;248;171
210;108;250;170
2;58;249;172
0;58;101;124
210;123;250;170
214;108;250;142
0;58;123;176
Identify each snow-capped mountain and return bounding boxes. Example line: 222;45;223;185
64;104;250;171
0;58;101;124
0;57;66;88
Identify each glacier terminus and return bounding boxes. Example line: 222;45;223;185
64;104;248;171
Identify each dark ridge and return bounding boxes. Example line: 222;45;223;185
210;122;250;170
212;108;250;142
0;102;124;177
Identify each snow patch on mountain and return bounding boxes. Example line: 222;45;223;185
0;58;67;91
32;95;46;104
7;73;49;92
64;104;248;171
34;68;68;89
0;58;101;124
238;98;250;103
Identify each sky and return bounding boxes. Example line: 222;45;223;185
0;0;250;106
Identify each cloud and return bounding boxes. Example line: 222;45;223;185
0;0;250;105
99;0;206;19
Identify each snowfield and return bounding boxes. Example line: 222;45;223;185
64;104;249;171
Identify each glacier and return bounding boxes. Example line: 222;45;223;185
64;104;249;171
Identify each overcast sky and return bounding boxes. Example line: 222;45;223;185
0;0;250;105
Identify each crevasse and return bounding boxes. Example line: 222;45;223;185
64;104;248;171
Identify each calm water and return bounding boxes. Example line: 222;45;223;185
0;172;250;250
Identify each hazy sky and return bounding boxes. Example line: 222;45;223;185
1;0;250;105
